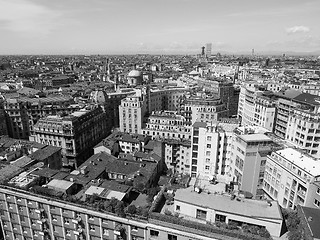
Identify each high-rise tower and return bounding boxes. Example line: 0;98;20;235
206;43;212;57
201;46;205;56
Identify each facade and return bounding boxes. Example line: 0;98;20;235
164;139;191;175
4;96;75;139
180;93;228;126
230;129;277;198
263;148;320;210
141;111;191;140
274;91;302;139
189;121;238;179
285;94;320;159
30;106;110;167
119;92;147;134
196;79;239;117
91;89;135;130
148;87;188;113
238;85;276;132
273;90;318;140
0;99;8;136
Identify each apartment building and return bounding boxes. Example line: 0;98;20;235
141;111;191;141
274;90;318;139
119;91;147;134
173;187;283;238
195;78;239;117
30;106;110;167
238;85;276;132
180;93;228;126
189;121;238;179
148;87;188;112
0;149;244;240
164;139;191;175
4;95;75;139
91;89;136;129
263;148;320;210
230;128;279;198
0;99;8;136
285;94;320;158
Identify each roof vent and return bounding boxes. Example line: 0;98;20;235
308;216;312;222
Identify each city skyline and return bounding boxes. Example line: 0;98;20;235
0;0;320;55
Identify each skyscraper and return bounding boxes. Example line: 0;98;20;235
206;43;212;57
201;46;205;56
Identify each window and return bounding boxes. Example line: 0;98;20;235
207;136;212;141
150;230;159;237
20;215;26;223
205;158;210;163
196;209;207;220
176;205;180;211
205;166;210;170
215;214;226;222
64;218;70;224
65;229;71;236
314;199;320;208
206;151;211;156
89;224;95;231
168;234;177;240
103;228;109;236
317;188;320;195
207;144;211;148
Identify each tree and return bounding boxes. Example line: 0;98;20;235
109;197;119;212
288;229;304;240
104;200;113;212
115;201;126;217
126;205;137;215
258;227;271;238
286;211;300;231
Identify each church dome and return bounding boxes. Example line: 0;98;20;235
91;90;107;103
128;70;142;78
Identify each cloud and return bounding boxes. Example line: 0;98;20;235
286;26;310;34
265;35;320;52
0;0;61;35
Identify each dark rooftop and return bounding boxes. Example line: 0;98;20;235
300;206;320;239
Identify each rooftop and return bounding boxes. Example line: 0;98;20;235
175;187;282;220
299;206;320;239
29;145;61;161
275;148;320;176
240;134;272;142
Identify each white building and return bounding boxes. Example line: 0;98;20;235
263;148;320;210
173;187;283;237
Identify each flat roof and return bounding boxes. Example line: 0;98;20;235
175;187;282;220
275;148;320;176
240;134;272;142
85;186;104;196
47;179;74;190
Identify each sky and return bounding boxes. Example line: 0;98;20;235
0;0;320;55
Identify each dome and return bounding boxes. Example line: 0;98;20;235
128;70;142;78
91;90;107;103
